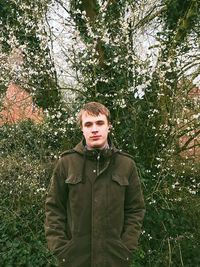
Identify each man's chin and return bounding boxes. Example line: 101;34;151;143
88;142;103;149
90;141;108;150
91;144;102;149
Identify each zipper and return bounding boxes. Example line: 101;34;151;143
90;152;100;266
91;152;100;267
97;153;100;176
91;183;94;267
90;152;101;266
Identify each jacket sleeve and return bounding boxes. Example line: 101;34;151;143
121;161;145;252
45;158;70;256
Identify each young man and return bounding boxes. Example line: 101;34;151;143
45;102;145;267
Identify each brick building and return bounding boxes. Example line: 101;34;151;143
179;87;200;159
0;84;43;125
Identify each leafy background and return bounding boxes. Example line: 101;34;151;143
0;0;200;266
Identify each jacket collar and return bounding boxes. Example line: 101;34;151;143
73;137;118;160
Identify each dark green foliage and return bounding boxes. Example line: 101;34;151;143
0;117;81;266
1;117;199;266
0;0;60;108
0;121;50;266
70;0;100;41
68;1;200;266
140;178;200;266
0;155;53;266
162;0;200;44
1;0;200;266
0;197;52;267
165;0;192;30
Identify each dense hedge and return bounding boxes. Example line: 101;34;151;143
0;119;199;266
0;119;75;267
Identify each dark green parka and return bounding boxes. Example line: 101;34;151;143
45;141;145;267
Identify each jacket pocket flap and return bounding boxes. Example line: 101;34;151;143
65;175;82;184
112;175;129;186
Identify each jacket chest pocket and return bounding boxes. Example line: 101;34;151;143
109;175;129;204
65;175;91;204
65;175;82;185
65;175;83;201
65;175;85;234
107;175;129;231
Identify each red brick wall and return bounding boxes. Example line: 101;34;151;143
0;84;43;125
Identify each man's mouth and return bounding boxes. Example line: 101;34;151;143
91;136;101;140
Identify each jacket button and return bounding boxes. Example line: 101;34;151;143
93;170;96;173
62;258;66;262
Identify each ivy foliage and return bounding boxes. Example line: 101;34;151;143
0;117;80;267
0;0;60;108
163;0;199;42
68;0;200;265
0;0;200;266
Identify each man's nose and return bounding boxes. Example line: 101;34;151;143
91;124;98;132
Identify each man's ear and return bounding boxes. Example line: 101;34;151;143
108;124;112;132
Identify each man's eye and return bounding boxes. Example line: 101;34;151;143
97;121;104;125
85;123;92;127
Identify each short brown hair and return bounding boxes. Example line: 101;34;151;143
77;102;111;126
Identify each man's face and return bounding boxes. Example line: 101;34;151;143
81;111;110;149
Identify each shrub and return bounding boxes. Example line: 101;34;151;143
0;117;199;266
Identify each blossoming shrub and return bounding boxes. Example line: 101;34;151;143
0;115;199;266
0;156;52;266
0;117;79;267
131;151;199;266
1;122;49;266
